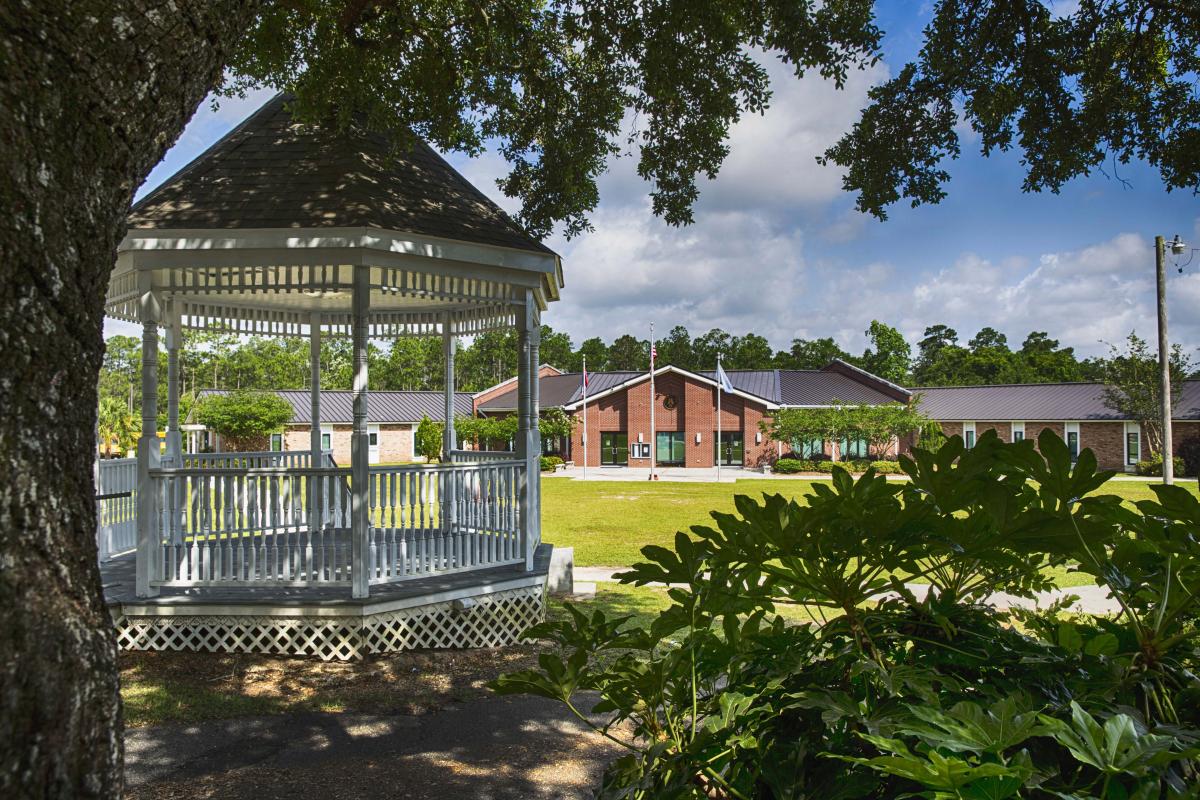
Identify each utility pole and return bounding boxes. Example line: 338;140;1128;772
1156;235;1174;485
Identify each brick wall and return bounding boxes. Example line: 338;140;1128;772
283;423;413;464
928;420;1138;471
565;372;773;468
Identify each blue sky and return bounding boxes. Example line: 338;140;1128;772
114;4;1199;361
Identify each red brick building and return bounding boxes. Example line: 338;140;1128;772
473;361;1200;473
475;359;910;468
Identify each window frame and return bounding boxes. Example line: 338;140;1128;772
840;434;869;460
269;432;283;452
1011;421;1025;443
320;424;333;453
1124;422;1140;468
1065;421;1080;462
962;421;976;450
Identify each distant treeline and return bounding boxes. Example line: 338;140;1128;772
99;321;1126;425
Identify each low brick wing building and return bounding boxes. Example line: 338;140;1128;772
195;389;473;464
913;381;1200;472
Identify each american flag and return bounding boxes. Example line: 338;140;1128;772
650;343;657;361
582;365;589;388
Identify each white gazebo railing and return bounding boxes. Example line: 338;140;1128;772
449;449;517;464
173;450;332;470
97;457;138;560
143;458;526;589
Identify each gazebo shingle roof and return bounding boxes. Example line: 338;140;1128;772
128;93;554;256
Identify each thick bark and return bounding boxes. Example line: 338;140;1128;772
0;2;259;796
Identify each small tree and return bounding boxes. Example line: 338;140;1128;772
193;390;292;451
1101;332;1191;457
764;400;934;461
414;416;444;462
538;408;576;442
97;396;139;457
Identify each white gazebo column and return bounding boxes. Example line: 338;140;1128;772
309;311;323;539
350;266;371;599
309;311;323;464
516;292;540;571
135;274;161;598
442;314;457;532
163;300;182;463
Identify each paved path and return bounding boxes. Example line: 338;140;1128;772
575;567;1122;615
125;694;622;800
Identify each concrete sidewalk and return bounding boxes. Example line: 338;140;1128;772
575;567;1122;616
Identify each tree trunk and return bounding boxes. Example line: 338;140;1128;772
0;3;259;796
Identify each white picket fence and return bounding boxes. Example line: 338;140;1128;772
96;458;137;560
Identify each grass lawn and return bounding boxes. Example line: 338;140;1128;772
542;475;1198;570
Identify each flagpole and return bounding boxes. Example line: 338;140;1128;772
581;356;588;478
716;352;722;483
649;322;656;481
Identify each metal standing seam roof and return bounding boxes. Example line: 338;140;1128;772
913;381;1200;421
128;93;556;257
777;371;904;406
475;367;909;412
196;390;473;425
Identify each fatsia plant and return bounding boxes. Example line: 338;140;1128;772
493;431;1199;798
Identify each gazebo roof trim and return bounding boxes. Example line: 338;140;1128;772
129;93;557;258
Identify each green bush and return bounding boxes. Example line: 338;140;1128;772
771;458;805;474
193;390;291;451
414;416;443;462
1178;437;1200;477
1136;452;1186;477
540;455;564;472
868;459;902;474
494;430;1200;799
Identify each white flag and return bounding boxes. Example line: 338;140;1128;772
716;361;734;394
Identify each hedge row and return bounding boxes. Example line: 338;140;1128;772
773;458;902;475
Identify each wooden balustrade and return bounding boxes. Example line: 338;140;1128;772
96;457;137;559
449;449;516;464
176;450;331;470
150;466;354;586
145;459;524;590
365;460;523;583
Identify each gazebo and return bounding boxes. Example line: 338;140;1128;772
99;95;559;660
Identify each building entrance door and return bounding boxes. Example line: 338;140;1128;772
714;431;744;466
600;432;628;466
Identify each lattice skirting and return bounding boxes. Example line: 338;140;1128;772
113;585;546;661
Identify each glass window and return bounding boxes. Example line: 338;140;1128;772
964;430;976;449
656;432;686;466
1012;430;1024;442
840;435;868;460
791;437;824;459
321;432;332;450
369;431;379;446
1126;431;1140;465
270;433;283;452
1066;429;1079;461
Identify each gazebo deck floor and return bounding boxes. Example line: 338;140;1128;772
101;543;551;611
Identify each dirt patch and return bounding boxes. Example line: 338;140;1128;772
120;645;545;727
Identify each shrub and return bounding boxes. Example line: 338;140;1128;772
868;459;902;474
494;430;1200;799
414;416;443;462
1179;437;1200;478
771;458;805;474
540;455;564;471
193;390;291;451
1136;452;1186;477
